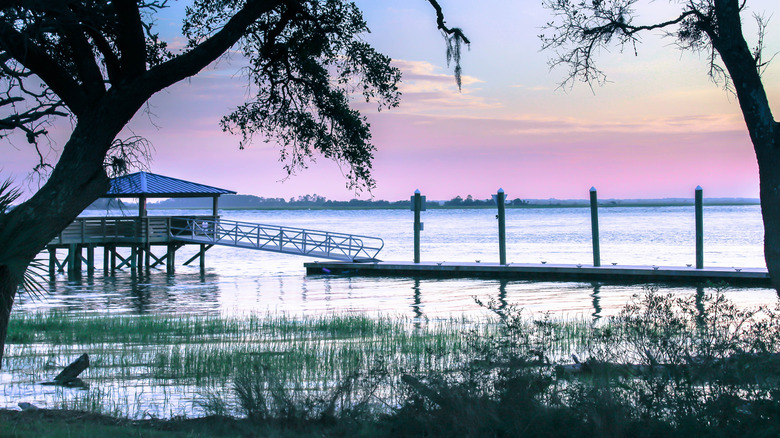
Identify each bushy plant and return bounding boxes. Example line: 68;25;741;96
389;287;780;437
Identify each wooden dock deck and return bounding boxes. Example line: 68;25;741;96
304;261;772;287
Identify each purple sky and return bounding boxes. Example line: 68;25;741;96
4;0;779;201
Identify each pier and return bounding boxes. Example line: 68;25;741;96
301;188;771;288
304;261;771;287
47;172;384;277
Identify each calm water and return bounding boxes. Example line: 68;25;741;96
15;205;778;320
4;205;778;416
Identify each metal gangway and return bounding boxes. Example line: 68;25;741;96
169;217;383;262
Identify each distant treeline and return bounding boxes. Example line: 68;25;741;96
146;194;528;209
151;194;412;209
85;193;759;210
443;195;528;207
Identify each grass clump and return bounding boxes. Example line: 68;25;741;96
380;287;780;437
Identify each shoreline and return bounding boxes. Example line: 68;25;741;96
132;201;761;212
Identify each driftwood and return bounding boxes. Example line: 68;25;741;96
43;353;89;387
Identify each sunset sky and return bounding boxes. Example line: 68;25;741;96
5;0;780;201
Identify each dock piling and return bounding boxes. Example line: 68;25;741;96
412;190;425;263
496;188;507;265
48;247;56;278
696;186;703;269
590;187;601;267
86;245;95;276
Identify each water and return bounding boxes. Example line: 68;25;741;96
4;205;778;417
16;205;777;319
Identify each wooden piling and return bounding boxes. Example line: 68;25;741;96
413;190;422;264
110;246;116;274
86;245;94;276
144;244;151;272
48;247;56;278
67;244;82;276
166;244;176;274
696;186;703;269
497;188;507;265
589;187;601;267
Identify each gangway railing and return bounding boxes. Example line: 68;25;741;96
169;217;383;262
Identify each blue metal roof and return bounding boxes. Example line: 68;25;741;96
103;172;236;198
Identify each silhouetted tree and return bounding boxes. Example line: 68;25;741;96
541;0;780;289
0;0;464;365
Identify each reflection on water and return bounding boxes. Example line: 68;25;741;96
590;283;603;322
412;279;423;320
497;279;509;314
16;268;780;321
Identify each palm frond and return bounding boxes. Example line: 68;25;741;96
21;258;49;300
0;178;21;214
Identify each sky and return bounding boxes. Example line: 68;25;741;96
4;0;780;201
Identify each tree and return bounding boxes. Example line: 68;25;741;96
541;0;780;289
0;0;465;366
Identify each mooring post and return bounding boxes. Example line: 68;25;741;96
589;187;601;267
67;244;77;276
166;244;176;274
412;190;425;263
497;188;507;265
144;244;151;273
48;247;56;278
110;246;116;274
695;185;703;269
86;245;94;277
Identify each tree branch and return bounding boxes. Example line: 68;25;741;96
59;11;106;98
82;25;122;84
0;21;87;114
113;0;148;79
426;0;470;44
425;0;469;90
140;0;285;97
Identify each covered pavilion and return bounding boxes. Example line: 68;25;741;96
48;172;236;276
103;171;236;217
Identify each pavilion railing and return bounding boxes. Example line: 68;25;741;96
49;216;214;246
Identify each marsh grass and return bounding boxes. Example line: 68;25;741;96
3;288;779;436
2;311;491;418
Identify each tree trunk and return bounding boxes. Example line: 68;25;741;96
0;265;21;369
0;101;139;367
757;147;780;291
710;0;780;290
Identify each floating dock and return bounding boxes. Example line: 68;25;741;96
304;261;772;287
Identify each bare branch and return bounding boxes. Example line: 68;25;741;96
104;135;154;178
541;0;705;89
752;12;776;78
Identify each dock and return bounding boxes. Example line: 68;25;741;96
304;261;772;287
